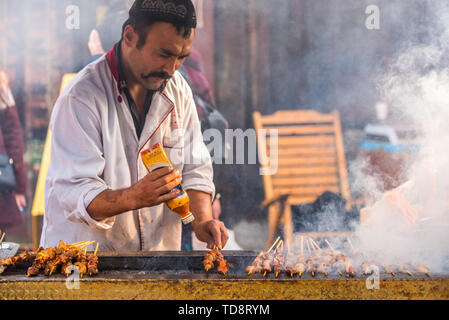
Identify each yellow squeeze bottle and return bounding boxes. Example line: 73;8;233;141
140;143;195;224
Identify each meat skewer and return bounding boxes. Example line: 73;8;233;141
262;240;282;277
415;264;431;277
334;253;355;277
246;237;280;276
385;265;396;276
27;261;46;277
1;241;99;278
246;251;266;275
288;236;306;278
203;248;218;272
398;265;412;276
305;239;317;277
61;261;74;277
262;252;274;277
272;241;285;278
214;246;231;275
87;242;99;276
203;245;231;275
284;250;298;278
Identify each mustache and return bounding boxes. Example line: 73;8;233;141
141;71;172;80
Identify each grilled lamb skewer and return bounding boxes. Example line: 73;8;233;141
27;261;46;277
246;251;266;275
203;248;218;272
284;251;300;278
316;262;328;276
335;253;355;277
305;256;317;277
385;265;396;276
262;251;275;277
415;264;431;277
203;246;230;275
398;265;412;276
272;247;285;278
87;253;99;276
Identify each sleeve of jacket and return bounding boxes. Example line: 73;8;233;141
179;81;215;199
0;105;27;194
48;93;113;230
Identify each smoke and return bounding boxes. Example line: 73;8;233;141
351;0;449;272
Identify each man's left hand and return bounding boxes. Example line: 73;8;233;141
192;219;229;250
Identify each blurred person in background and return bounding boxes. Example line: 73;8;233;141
0;69;27;237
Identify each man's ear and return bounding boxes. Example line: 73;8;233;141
122;25;137;48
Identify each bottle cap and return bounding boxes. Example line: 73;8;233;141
181;212;195;225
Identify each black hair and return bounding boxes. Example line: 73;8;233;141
121;15;193;49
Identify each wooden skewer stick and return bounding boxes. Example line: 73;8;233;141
305;238;311;254
71;241;89;246
94;242;99;256
0;232;5;246
309;238;321;251
346;236;355;251
78;241;96;249
308;237;318;251
307;238;315;253
325;239;336;253
275;240;284;251
267;236;281;253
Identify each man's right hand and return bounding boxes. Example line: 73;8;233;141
87;166;182;221
129;166;182;209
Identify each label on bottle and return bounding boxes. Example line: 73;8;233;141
141;143;191;212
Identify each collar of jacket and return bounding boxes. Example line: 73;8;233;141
106;46;123;103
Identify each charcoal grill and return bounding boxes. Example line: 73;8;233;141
1;251;448;300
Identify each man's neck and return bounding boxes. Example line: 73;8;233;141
120;42;147;114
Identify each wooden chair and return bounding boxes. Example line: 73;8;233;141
253;109;353;249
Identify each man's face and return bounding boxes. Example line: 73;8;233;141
123;22;194;91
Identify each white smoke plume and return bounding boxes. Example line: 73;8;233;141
353;0;449;272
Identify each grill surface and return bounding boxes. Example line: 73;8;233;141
1;251;448;300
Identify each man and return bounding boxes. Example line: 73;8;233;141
41;0;228;251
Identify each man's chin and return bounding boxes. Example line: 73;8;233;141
146;79;167;92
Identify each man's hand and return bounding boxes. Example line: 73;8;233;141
87;166;182;221
187;190;229;249
128;167;182;210
192;219;229;250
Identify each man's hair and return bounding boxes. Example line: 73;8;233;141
122;15;193;49
121;0;197;49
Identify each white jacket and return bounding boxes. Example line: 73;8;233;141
40;48;215;251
